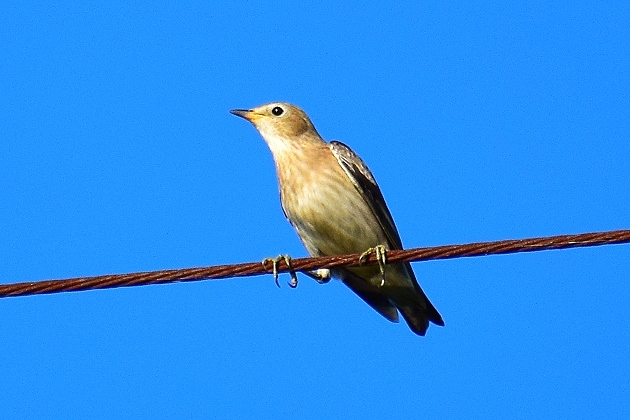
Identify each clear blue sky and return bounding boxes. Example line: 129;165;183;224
2;2;629;418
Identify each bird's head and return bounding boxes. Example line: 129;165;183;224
230;102;321;142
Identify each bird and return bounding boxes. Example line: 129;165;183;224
230;102;444;336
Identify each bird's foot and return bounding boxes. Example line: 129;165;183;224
359;245;388;286
303;268;331;284
262;254;299;288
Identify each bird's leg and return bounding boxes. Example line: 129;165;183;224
261;254;298;288
359;245;388;286
302;268;331;284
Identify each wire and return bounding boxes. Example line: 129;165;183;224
1;229;628;298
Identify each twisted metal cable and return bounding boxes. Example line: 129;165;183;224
1;229;628;298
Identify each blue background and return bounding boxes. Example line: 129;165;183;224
2;2;629;418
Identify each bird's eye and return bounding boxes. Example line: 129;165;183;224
271;106;284;116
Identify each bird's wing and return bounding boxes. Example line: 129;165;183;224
329;141;403;249
329;141;445;332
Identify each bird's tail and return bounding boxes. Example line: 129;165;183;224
397;294;444;336
391;262;444;336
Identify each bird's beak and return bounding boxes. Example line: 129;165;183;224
230;109;262;121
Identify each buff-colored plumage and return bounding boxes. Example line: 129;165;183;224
231;102;443;336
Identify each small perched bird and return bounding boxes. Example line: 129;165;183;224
231;102;444;336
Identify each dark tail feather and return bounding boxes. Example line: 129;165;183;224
393;262;444;336
397;291;444;336
336;266;444;336
338;269;399;323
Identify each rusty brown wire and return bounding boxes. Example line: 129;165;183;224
1;229;628;298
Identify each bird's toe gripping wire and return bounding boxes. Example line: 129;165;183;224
261;255;299;288
359;245;388;286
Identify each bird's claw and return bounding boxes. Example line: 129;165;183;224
285;255;299;288
261;257;279;287
359;245;388;286
261;254;298;288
